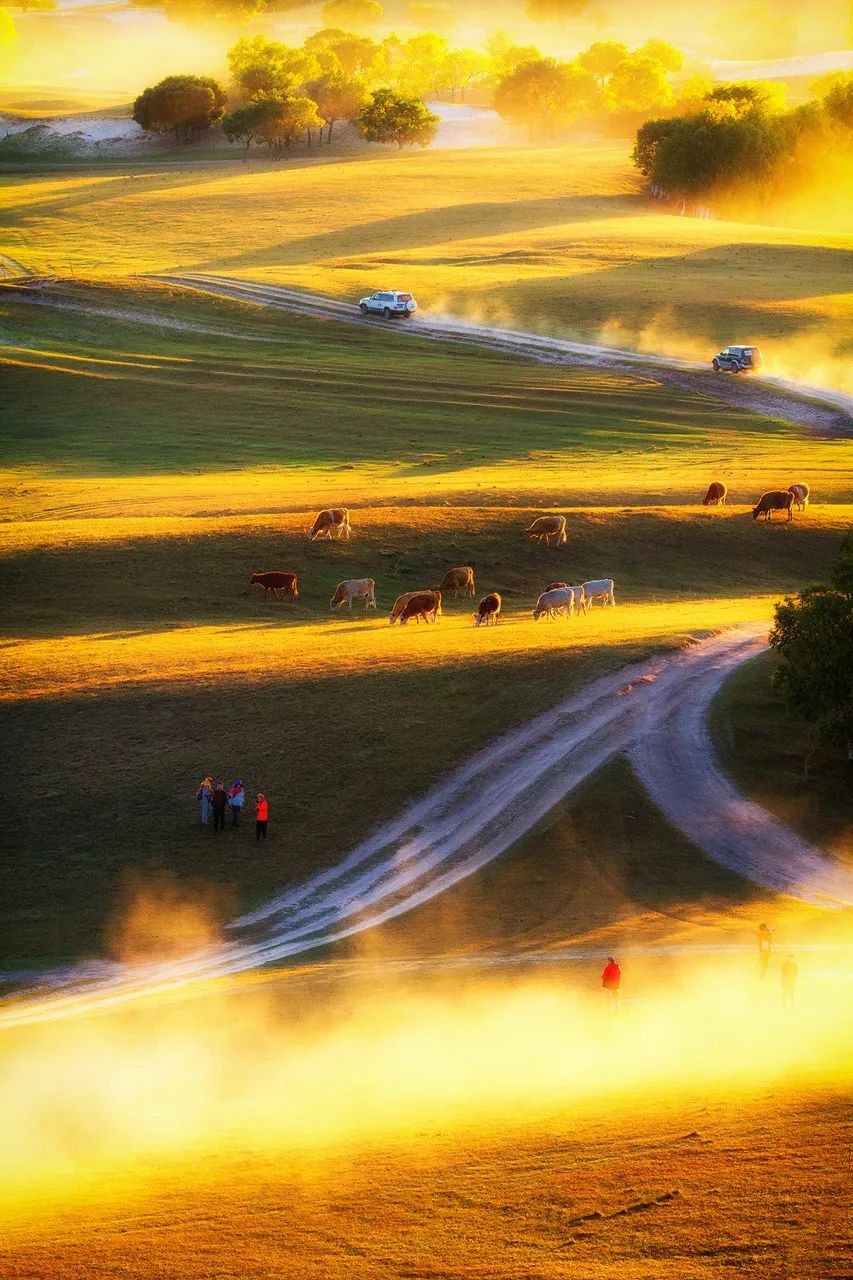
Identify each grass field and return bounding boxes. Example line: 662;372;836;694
3;144;852;383
710;651;853;864
1;283;849;967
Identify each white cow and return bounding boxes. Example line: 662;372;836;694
532;585;581;621
330;578;376;611
581;579;615;611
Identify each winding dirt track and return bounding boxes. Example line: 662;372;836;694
3;624;850;1028
152;273;853;437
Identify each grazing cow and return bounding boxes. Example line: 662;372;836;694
250;571;299;601
703;482;727;506
438;566;475;598
389;591;443;625
330;578;376;611
399;589;442;626
581;579;615;610
788;483;810;511
474;592;501;626
525;514;567;546
752;490;794;522
533;586;579;621
545;582;568;591
309;508;351;541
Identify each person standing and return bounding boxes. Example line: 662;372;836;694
757;923;774;978
601;956;621;1010
229;779;245;826
781;957;798;1011
196;776;213;825
255;792;268;843
211;781;228;833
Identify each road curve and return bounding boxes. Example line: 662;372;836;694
2;624;850;1028
151;273;853;437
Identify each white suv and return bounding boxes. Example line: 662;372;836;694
359;290;418;318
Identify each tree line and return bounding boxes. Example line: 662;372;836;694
132;29;699;155
633;74;853;203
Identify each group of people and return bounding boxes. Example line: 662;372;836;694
600;925;800;1012
196;777;269;841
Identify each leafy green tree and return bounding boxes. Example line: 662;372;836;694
607;54;673;115
525;0;588;23
824;77;853;127
577;41;628;81
222;101;270;149
133;75;226;143
770;534;853;768
635;39;683;73
305;69;368;141
493;56;597;138
402;32;450;97
441;48;488;102
305;28;379;78
356;88;439;147
320;0;382;27
252;94;324;153
632;107;787;196
228;37;317;100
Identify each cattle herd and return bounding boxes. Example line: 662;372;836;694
250;483;812;628
702;480;811;520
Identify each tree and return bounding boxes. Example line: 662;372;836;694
402;32;450;97
632;108;787;196
487;36;542;82
705;82;784;117
635;39;683;73
824;77;853;128
525;0;588;22
770;534;853;767
320;0;382;28
493;57;597;138
228;37;316;100
441;48;488;102
305;28;379;78
577;41;628;81
607;54;673;115
133;75;226;143
252;94;324;153
222;101;270;149
356;88;439;147
306;69;368;141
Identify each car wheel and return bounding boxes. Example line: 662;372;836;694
712;358;720;372
383;307;392;318
359;303;368;315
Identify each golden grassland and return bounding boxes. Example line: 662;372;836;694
3;144;852;376
1;942;851;1278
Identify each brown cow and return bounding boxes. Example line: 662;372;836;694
703;481;727;506
545;582;568;591
389;591;443;624
752;490;794;522
437;566;475;598
250;571;299;600
788;483;810;511
525;514;567;546
474;592;501;626
399;590;442;625
309;508;350;541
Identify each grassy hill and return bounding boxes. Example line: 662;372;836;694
3;143;852;386
1;283;848;968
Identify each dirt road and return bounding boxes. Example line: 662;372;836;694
4;623;850;1026
152;273;853;437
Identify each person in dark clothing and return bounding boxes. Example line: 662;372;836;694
211;781;228;832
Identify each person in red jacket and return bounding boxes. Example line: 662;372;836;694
601;956;621;1009
255;793;269;843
